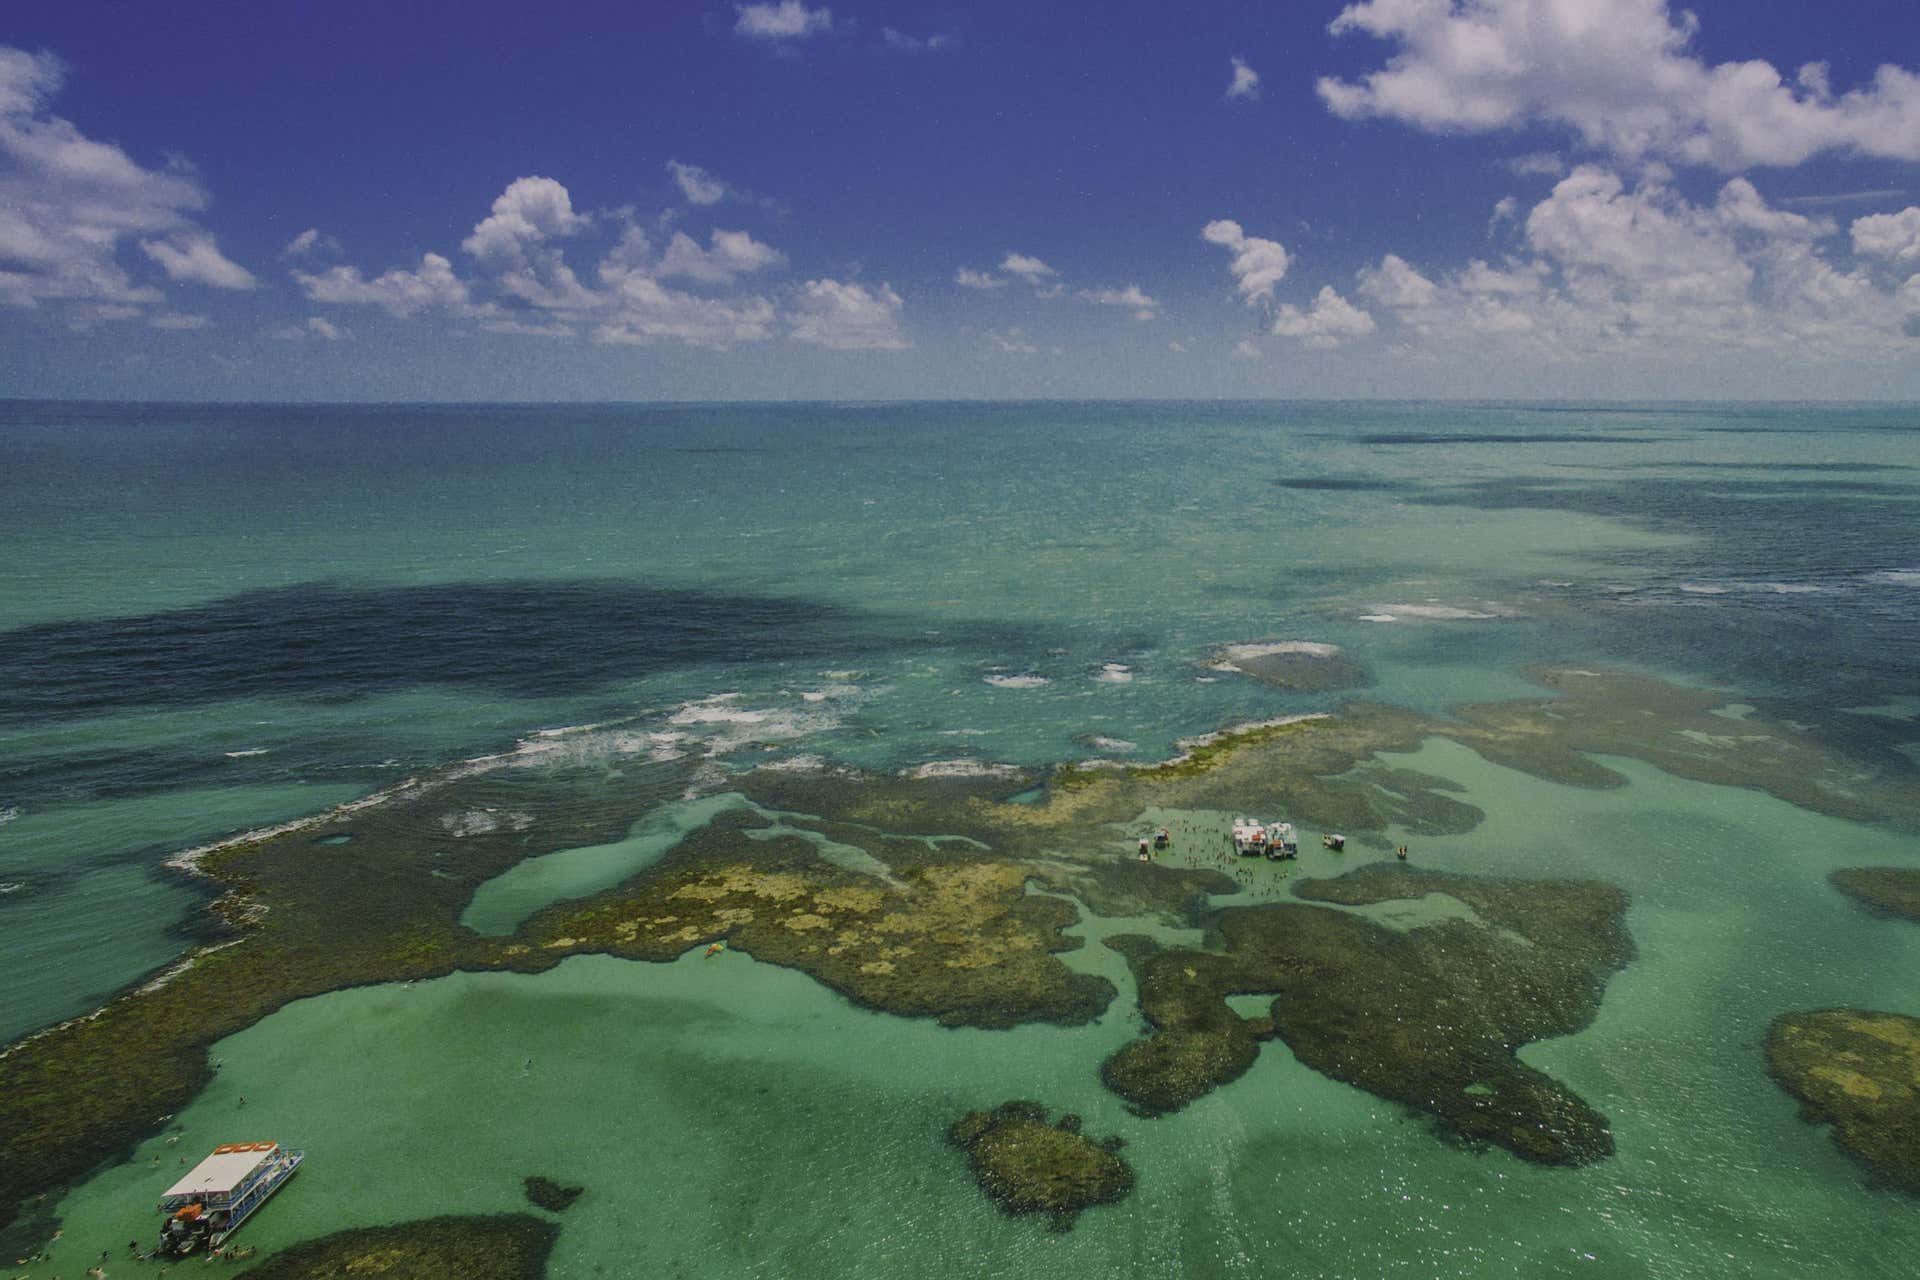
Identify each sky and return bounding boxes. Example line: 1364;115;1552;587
4;0;1920;401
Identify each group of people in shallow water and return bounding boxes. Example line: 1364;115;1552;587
1129;823;1411;900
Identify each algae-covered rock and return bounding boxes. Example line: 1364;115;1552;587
1829;867;1920;924
948;1100;1134;1230
1101;863;1632;1166
1209;641;1369;692
236;1213;557;1278
1767;1009;1920;1195
522;1174;583;1212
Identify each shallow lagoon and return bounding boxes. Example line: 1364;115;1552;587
25;745;1920;1279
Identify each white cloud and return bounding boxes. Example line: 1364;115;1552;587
1233;338;1262;359
735;1;832;40
1078;283;1160;320
955;266;1005;289
140;232;255;290
293;252;480;318
1506;152;1567;178
657;228;786;284
273;316;351;342
1271;286;1376;346
1853;207;1920;265
1318;0;1920;169
1355;169;1920;362
667;159;728;206
461;176;597;309
482;317;575;338
595;276;776;348
0;45;251;317
148;311;209;330
1357;253;1439;309
1168;339;1189;353
282;227;340;258
1227;56;1261;101
883;28;953;53
1201;219;1290;304
789;278;907;349
986;327;1038;354
1000;252;1058;286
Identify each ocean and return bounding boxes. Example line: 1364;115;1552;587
2;399;1917;1277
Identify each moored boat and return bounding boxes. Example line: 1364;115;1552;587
155;1141;302;1258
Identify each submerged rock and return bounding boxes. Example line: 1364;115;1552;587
948;1100;1134;1230
1100;863;1632;1166
1767;1009;1920;1195
522;1174;583;1212
1829;867;1920;924
236;1213;557;1278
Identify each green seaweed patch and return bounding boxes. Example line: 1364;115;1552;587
1101;863;1632;1166
1829;868;1920;925
235;1213;557;1278
508;827;1116;1030
948;1100;1134;1231
1766;1009;1920;1196
522;1174;583;1213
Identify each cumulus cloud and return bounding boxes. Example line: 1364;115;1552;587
1227;56;1260;101
148;311;210;330
955;266;1005;289
667;159;729;206
736;1;832;40
1201;219;1291;304
273;316;351;341
1318;0;1920;169
140;233;256;290
1271;286;1375;346
461;175;596;309
789;278;907;349
1000;252;1058;286
986;327;1038;353
1356;168;1920;361
594;276;776;348
0;45;252;317
1853;207;1920;265
1078;284;1160;320
293;252;479;318
657;228;785;284
1506;152;1568;178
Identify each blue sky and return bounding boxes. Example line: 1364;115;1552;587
4;0;1920;400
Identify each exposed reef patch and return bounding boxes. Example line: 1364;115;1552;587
1208;641;1368;692
1767;1010;1920;1195
948;1100;1133;1230
1100;864;1632;1166
235;1213;558;1279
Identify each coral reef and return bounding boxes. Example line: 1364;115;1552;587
235;1213;557;1278
1829;867;1920;924
948;1100;1133;1230
1101;864;1632;1165
522;1175;583;1212
1767;1010;1920;1195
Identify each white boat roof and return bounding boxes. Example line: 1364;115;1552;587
163;1144;278;1199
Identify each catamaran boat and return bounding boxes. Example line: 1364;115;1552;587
1269;822;1300;858
155;1141;303;1258
1231;818;1269;857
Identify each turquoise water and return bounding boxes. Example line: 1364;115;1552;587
3;400;1919;1274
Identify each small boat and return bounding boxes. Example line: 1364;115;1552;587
1230;819;1269;857
1271;822;1300;855
156;1142;302;1258
1322;833;1346;852
704;941;727;958
1153;827;1171;850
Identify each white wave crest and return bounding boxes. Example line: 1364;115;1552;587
439;808;535;838
906;759;1025;780
1371;602;1507;619
0;805;17;827
1093;663;1134;683
223;748;271;759
984;674;1051;689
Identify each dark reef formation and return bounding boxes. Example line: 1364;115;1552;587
1767;1010;1920;1195
1828;867;1920;924
522;1175;583;1212
235;1213;558;1278
948;1100;1133;1230
1101;863;1633;1166
1211;642;1369;692
8;664;1916;1233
